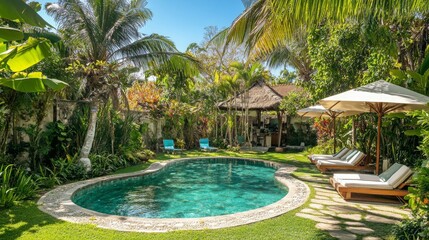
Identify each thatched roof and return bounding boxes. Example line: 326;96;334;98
218;81;301;111
271;84;301;97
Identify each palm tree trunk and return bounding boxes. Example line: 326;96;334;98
79;101;99;171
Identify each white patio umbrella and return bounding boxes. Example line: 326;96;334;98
298;105;358;152
320;80;429;174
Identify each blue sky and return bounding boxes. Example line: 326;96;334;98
36;1;283;75
37;0;245;52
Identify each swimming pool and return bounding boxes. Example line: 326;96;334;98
72;158;288;218
38;157;309;232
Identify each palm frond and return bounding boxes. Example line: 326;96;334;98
112;33;176;62
228;0;429;61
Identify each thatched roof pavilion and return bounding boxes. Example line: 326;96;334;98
217;81;301;111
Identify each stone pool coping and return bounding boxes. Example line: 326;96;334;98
37;157;310;232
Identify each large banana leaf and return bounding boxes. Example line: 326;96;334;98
0;47;17;65
6;37;52;72
0;0;52;28
0;27;24;41
0;72;68;92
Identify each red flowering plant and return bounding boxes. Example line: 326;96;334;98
313;118;332;142
127;81;166;118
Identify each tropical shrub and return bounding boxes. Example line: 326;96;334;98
394;162;429;239
304;139;335;155
34;165;62;189
212;138;227;149
285;124;317;146
393;214;429;240
89;153;128;177
23;121;73;170
393;109;429;239
0;165;37;208
227;145;240;152
313;118;332;142
133;149;155;162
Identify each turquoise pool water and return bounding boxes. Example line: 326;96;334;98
72;158;288;218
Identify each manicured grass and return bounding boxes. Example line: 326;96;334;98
0;150;394;239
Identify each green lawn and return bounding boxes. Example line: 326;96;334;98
0;151;393;240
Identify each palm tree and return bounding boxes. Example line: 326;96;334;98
228;0;429;66
222;5;426;74
229;62;269;144
47;0;199;170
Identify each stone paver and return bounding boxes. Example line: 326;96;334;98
296;213;341;224
337;214;361;221
365;214;399;224
309;203;324;209
316;223;341;231
301;208;323;215
314;195;330;200
327;205;361;213
294;172;410;240
367;209;405;219
344;221;366;226
346;226;375;235
362;237;381;240
319;209;337;217
311;199;338;205
328;230;357;240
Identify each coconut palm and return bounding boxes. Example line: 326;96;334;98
47;0;199;170
228;0;429;63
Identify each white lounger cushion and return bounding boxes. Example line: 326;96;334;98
386;166;412;188
312;149;354;161
333;173;381;182
316;151;365;166
310;148;349;158
310;154;332;158
347;152;366;165
337;179;393;189
317;160;353;166
313;150;356;162
333;163;412;190
335;148;352;158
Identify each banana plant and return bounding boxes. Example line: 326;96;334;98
0;0;68;92
390;47;429;96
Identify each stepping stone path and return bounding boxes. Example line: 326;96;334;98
296;174;410;239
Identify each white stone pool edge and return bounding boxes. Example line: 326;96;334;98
37;157;310;232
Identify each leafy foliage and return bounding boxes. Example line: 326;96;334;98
306;22;394;100
393;214;429;240
394;161;429;240
0;1;68;92
0;164;37;208
279;90;312;116
227;0;429;60
127;81;166;118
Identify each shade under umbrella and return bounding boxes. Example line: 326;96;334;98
320;80;429;174
298;105;359;152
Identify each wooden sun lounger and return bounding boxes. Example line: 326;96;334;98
329;176;411;201
307;148;354;164
316;154;373;173
308;147;349;164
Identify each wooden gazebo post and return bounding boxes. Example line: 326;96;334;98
277;111;283;147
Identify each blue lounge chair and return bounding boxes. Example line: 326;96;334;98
199;138;218;151
162;139;183;154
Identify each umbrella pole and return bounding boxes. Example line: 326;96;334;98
333;116;336;153
376;112;382;175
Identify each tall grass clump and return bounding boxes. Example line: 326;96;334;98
0;165;37;208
